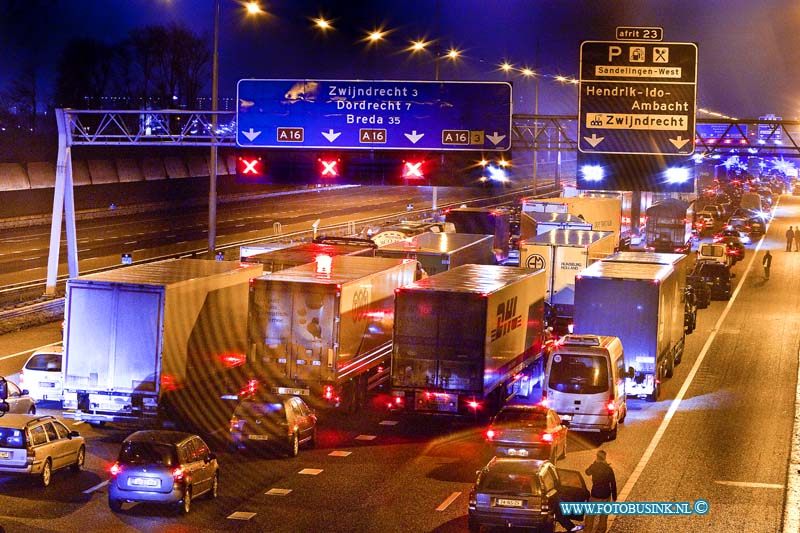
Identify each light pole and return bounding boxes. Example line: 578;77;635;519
208;0;263;254
209;0;220;254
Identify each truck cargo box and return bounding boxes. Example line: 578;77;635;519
375;232;495;275
247;255;416;410
445;207;511;260
242;241;375;272
391;264;546;416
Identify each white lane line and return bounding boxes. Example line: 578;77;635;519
435;491;461;511
227;511;256;520
355;434;376;441
609;233;764;529
21;256;39;261
72;421;85;426
784;323;800;532
329;451;352;457
83;480;109;494
265;488;292;496
298;468;323;475
123;241;137;245
0;342;62;362
379;420;399;426
714;480;783;489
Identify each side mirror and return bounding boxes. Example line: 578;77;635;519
21;389;30;396
627;366;636;379
68;430;80;439
207;452;217;463
0;377;7;400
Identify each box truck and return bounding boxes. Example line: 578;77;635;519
61;259;263;429
445;207;511;261
643;198;695;254
521;195;625;250
375;232;495;276
246;256;416;411
390;264;547;417
360;220;456;247
519;211;593;241
573;260;685;402
242;240;376;272
519;230;615;335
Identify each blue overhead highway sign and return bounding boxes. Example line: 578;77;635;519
578;40;698;156
236;79;512;151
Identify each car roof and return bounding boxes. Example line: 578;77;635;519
30;345;63;356
0;414;57;429
485;457;549;474
124;430;197;445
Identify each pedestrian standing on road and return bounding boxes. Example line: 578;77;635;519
763;250;772;280
786;226;794;252
584;450;617;533
795;230;800;251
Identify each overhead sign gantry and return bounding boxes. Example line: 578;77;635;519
236;79;512;151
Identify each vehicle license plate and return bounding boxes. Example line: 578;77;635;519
274;387;309;396
561;414;572;421
39;382;55;388
0;451;9;459
497;498;523;507
507;448;529;457
248;434;269;441
129;477;160;488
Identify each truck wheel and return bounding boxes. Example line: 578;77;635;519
647;383;660;403
665;357;674;379
604;425;618;441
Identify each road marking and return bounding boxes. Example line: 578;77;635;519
227;511;256;520
0;342;62;362
609;233;764;529
785;299;800;533
379;420;399;426
298;468;323;475
83;480;109;494
329;451;352;457
72;421;85;426
355;434;376;441
435;492;461;511
265;488;292;496
714;480;783;489
124;241;137;245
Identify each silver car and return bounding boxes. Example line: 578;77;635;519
1;377;36;414
0;414;86;487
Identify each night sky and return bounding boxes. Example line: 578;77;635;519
2;0;799;118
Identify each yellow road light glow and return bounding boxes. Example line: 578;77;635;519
244;1;263;15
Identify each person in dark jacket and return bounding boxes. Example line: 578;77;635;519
763;250;772;279
584;449;617;533
787;226;794;252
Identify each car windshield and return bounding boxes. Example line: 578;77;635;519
0;427;25;449
548;354;609;394
480;472;540;496
119;442;177;466
25;353;61;371
494;409;547;427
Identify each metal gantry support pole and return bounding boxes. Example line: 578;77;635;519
46;109;79;294
209;0;221;254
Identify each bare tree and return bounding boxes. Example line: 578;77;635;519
53;38;116;108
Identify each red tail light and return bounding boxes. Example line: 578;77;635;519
323;385;335;400
110;462;122;476
540;432;554;443
172;466;185;482
468;400;480;410
606;400;617;413
486;429;496;440
394;396;404;406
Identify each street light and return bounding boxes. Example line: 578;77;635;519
209;0;264;254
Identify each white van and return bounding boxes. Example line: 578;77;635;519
697;243;732;267
543;335;628;440
19;345;63;402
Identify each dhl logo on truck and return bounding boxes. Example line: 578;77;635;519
490;296;522;341
352;286;371;322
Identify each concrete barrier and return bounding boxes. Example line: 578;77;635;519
89;159;119;184
164;157;189;179
116;159;144;182
0;163;32;191
188;156;208;177
72;159;92;185
142;158;167;181
27;162;55;189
